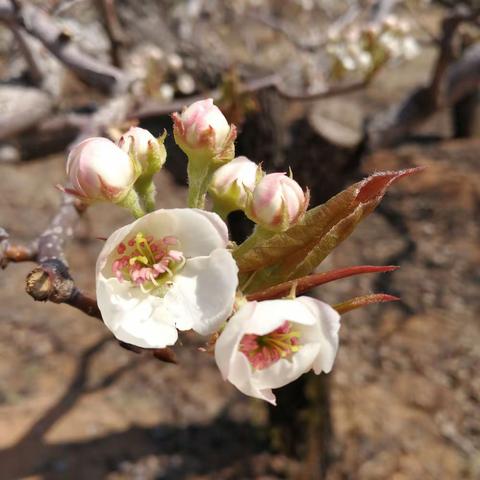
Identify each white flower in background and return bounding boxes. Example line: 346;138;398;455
215;297;340;404
65;137;137;203
96;209;238;348
379;15;419;61
209;156;260;216
247;173;308;231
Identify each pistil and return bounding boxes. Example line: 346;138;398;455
239;321;301;370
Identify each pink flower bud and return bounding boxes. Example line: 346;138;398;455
248;173;308;231
209;156;259;213
117;126;156;169
172;98;235;154
65;137;137;202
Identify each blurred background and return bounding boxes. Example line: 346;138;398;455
0;0;479;478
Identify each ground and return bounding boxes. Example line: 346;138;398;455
0;6;479;474
0;129;479;479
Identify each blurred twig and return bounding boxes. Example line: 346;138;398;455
94;0;125;67
8;23;44;85
0;0;129;93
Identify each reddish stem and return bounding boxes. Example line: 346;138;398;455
246;265;399;301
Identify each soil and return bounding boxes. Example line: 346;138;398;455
1;133;479;479
0;5;479;477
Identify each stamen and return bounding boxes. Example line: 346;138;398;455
239;321;301;370
111;232;185;293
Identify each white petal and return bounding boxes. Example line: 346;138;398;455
297;297;340;374
97;209;229;278
163;248;238;334
252;343;321;389
242;299;317;335
134;209;228;257
227;348;277;404
97;276;178;348
96;222;137;277
215;302;257;380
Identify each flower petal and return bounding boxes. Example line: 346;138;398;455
96;208;230;279
242;299;317;336
215;302;257;380
162;248;238;334
252;342;321;389
97;277;178;348
297;297;340;374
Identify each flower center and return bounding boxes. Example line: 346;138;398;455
239;321;301;370
111;232;185;294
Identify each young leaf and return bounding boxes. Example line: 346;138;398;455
236;168;422;293
333;293;400;314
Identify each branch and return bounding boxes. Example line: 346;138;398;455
0;85;54;140
0;0;129;94
133;69;380;121
245;11;328;52
8;22;43;85
94;0;125;67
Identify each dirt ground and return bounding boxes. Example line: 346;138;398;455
1;13;480;476
1;129;479;479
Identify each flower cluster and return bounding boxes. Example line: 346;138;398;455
62;98;407;403
327;15;419;77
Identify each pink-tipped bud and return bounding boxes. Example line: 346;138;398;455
247;173;308;231
118;127;156;168
172;98;236;161
209;156;260;214
65;137;137;203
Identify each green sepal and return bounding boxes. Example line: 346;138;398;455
116;188;146;219
133;131;167;212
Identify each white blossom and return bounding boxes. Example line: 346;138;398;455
215;297;340;404
96;209;238;348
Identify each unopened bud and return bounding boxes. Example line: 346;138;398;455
209;156;260;217
247;173;308;231
172;98;236;160
65;137;137;203
172;98;238;209
118;126;166;175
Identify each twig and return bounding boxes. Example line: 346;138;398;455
14;193;176;363
245;11;328;52
94;0;125;67
8;23;44;85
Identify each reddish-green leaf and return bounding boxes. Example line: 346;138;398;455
235;168;422;293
